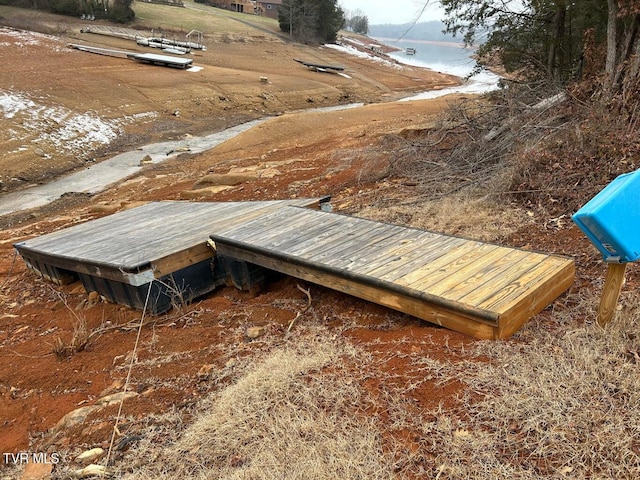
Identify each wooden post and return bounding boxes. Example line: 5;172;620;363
597;262;627;326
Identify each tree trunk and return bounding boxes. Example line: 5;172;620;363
613;14;640;89
548;5;566;82
606;0;620;92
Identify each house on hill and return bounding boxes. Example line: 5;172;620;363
211;0;282;19
258;0;282;19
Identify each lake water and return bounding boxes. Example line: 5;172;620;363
378;38;501;99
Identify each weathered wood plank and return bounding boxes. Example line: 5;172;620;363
304;222;396;263
214;206;317;240
218;209;347;251
17;200;574;339
16;200;325;270
424;247;527;299
456;253;553;309
360;235;465;279
152;242;214;278
406;244;506;292
284;216;383;257
208;206;574;338
477;255;574;313
392;240;487;287
315;227;433;273
212;241;501;339
597;263;627;326
493;259;575;338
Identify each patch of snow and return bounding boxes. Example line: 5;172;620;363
0;26;61;47
0;89;157;156
324;43;403;70
0;91;38;118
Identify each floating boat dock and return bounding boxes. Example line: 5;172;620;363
15;200;574;339
14;199;328;314
69;44;194;69
126;52;193;68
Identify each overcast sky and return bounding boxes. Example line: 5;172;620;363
339;0;445;25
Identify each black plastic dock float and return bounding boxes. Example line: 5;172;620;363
14;199;329;313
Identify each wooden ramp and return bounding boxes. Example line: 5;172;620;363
126;52;193;69
15;199;328;313
210;207;575;339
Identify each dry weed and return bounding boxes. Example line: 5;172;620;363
47;291;640;479
121;334;392;479
410;292;640;479
357;194;529;242
51;316;90;359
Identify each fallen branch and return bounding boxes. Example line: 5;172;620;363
287;284;312;333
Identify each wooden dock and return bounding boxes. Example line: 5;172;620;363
15;200;574;338
14;199;328;313
69;44;194;69
210;207;575;339
126;52;193;69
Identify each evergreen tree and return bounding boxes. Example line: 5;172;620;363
440;0;608;84
279;0;345;43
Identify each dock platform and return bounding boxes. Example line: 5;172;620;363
210;207;575;339
126;52;193;68
14;199;328;313
15;201;574;338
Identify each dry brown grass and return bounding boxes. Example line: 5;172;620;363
357;194;529;243
120;333;393;479
405;292;640;479
46;291;640;479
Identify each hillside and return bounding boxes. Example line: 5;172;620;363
0;2;459;198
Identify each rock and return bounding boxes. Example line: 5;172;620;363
20;462;53;480
98;379;125;398
197;364;215;380
51;300;65;311
50;405;100;435
87;291;101;304
139;154;153;166
89;203;120;214
34;148;46;158
75;447;104;465
258;168;281;179
180;185;233;199
260;76;269;83
193;172;258;188
245;326;267;339
95;391;138;407
72;464;114;479
50;392;138;437
228;165;260;174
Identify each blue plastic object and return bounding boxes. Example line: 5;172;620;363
572;169;640;263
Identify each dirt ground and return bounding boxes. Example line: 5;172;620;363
0;7;630;478
0;11;458;194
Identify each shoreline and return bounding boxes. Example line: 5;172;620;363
373;37;472;49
